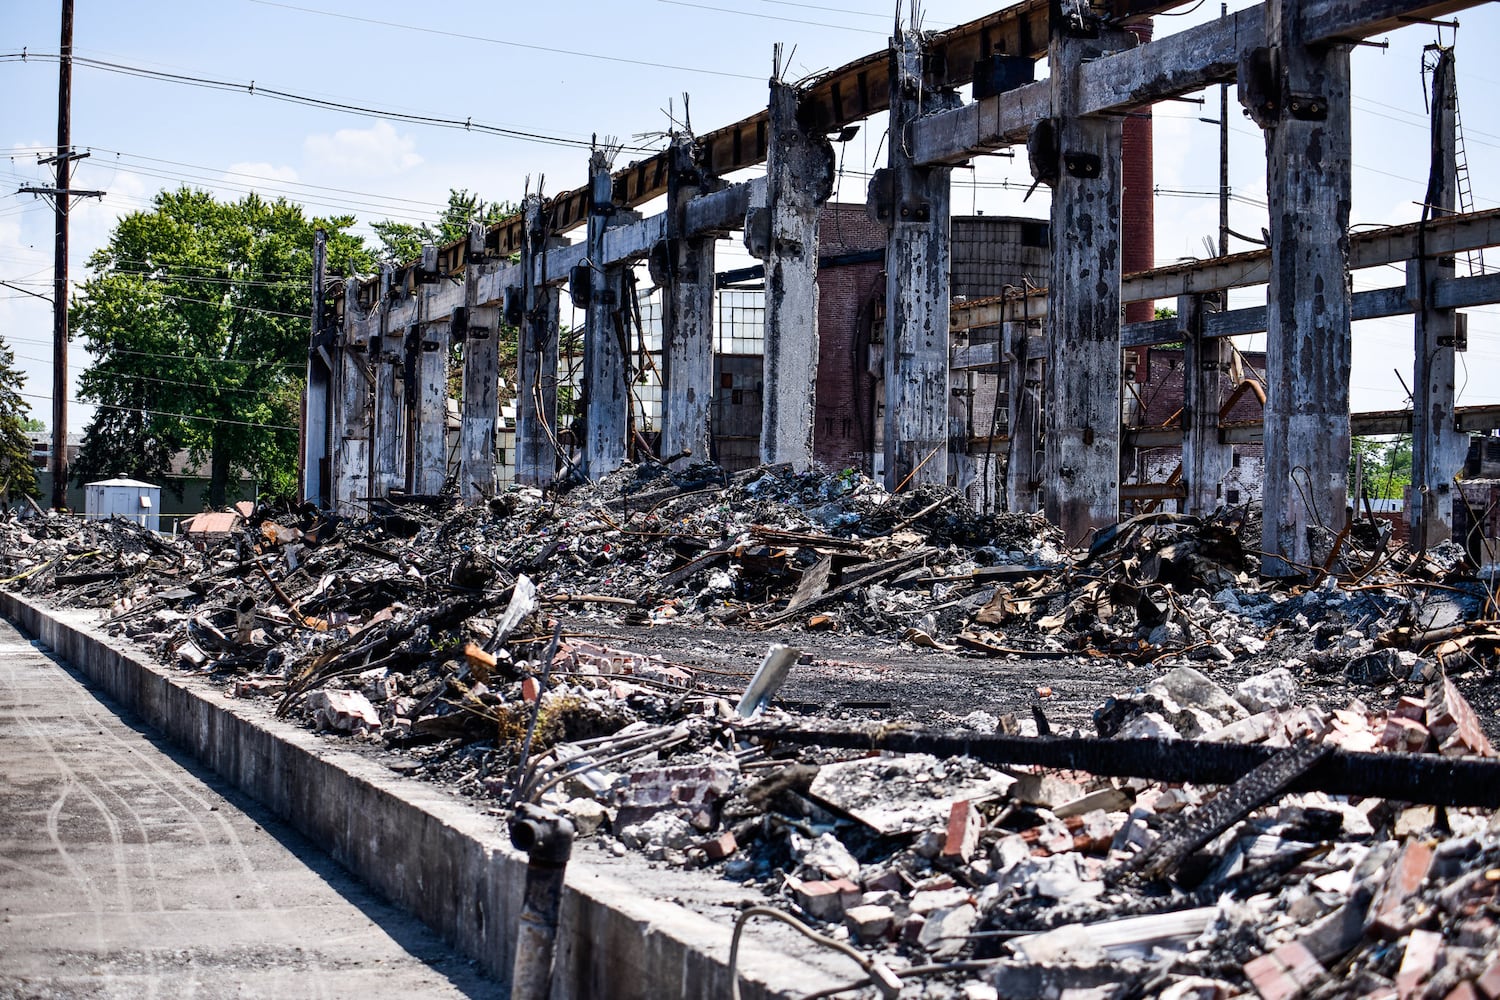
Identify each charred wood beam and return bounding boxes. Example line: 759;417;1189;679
739;724;1500;808
1113;740;1332;884
331;1;1196;301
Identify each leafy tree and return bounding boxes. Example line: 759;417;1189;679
0;336;40;503
1349;436;1412;501
373;188;515;262
71;187;370;506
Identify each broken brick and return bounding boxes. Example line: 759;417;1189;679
1370;839;1436;939
788;876;861;921
1476;961;1500;1000
941;800;981;863
843;903;895;944
698;830;737;862
1396;929;1442;1000
1380;716;1430;753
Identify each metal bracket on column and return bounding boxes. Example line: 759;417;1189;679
503;286;524;327
568;264;591;303
867;168;895;221
416;244;440;284
1027;119;1060;187
1063;152;1102;179
1287;93;1328;121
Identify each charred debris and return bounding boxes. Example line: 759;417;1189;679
5;462;1500;999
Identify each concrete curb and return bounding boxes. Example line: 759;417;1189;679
1;591;838;999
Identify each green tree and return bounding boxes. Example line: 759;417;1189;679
373;188;514;262
0;336;40;503
1349;436;1412;501
71;187;370;506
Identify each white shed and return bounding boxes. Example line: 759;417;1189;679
84;478;161;532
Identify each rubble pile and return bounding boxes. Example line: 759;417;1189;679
3;463;1499;997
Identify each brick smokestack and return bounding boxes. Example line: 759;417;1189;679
1121;19;1155;324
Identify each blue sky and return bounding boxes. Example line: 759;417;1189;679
3;0;1499;434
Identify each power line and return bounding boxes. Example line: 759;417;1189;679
655;0;886;34
83;146;450;210
241;0;763;81
1;52;662;155
73;157;440;224
18;391;298;431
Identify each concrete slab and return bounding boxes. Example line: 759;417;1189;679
0;617;495;999
0;593;842;999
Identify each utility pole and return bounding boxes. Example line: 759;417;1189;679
18;0;101;510
1218;2;1229;258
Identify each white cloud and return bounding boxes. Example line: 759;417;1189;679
303;121;422;177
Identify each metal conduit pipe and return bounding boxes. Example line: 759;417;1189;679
508;803;576;1000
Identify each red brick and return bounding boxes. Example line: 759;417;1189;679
699;831;737;861
1371;840;1436;938
1475;960;1500;1000
1397;929;1443;1000
1380;716;1430;753
1244;954;1301;1000
941;800;981;863
1392;696;1426;722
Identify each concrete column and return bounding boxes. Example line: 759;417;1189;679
301;228;331;506
882;29;957;492
1410;47;1468;548
750;81;833;471
330;276;372;516
582;151;630;479
1005;318;1042;514
406;318;450;496
459;224;500;501
658;136;718;467
517;198;559;486
370;263;405;501
1040;24;1133;544
1180;294;1232;517
1244;2;1353;573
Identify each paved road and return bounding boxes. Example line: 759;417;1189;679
0;616;502;1000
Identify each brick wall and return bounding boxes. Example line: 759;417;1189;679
1134;345;1267;506
814;203;887;470
1121;19;1155;325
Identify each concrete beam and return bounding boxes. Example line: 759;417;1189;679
582;152;631;481
1005;319;1042;513
458;223;502;503
330;277;372;517
1252;0;1353;574
913;1;1487;170
948;208;1500;335
406;316;449;496
1125;404;1500;449
1410;48;1469;548
371;264;406;502
752;80;833;471
1042;24;1134;544
301;229;331;507
882;30;957;491
658;137;718;468
516;198;559;488
1179;294;1233;517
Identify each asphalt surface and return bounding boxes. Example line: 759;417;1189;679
0;616;501;1000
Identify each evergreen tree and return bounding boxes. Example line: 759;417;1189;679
0;336;40;504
